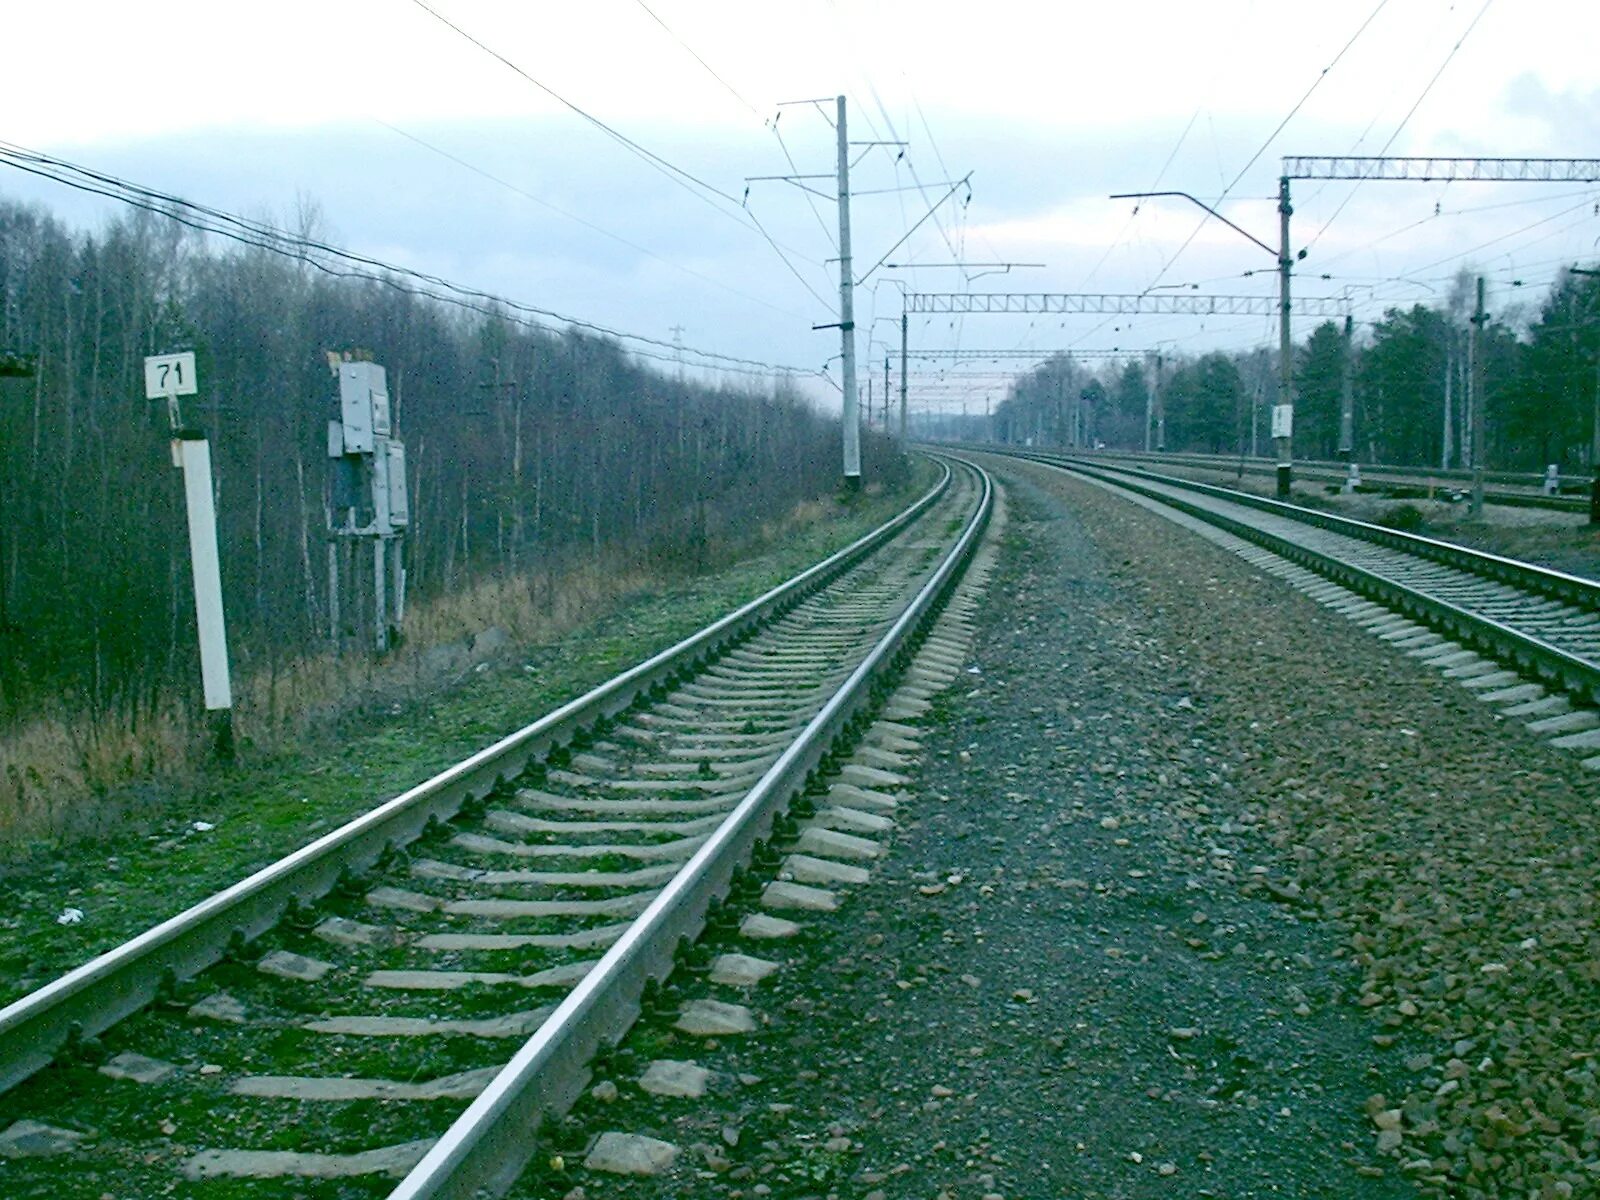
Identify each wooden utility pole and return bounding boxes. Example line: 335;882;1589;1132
835;95;861;488
1469;276;1487;517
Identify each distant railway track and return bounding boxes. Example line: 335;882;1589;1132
1065;447;1591;513
989;449;1600;762
0;456;993;1199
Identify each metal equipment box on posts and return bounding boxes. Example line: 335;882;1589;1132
326;358;408;650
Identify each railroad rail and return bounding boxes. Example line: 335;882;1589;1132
0;455;993;1199
1035;447;1589;513
992;449;1600;713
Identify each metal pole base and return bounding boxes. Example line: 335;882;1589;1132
1276;464;1292;499
1590;475;1600;526
841;474;863;495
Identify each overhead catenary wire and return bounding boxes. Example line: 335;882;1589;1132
374;118;810;322
856;175;973;287
1138;0;1392;292
1404;197;1598;278
622;0;844;306
1301;0;1495;254
405;0;836;316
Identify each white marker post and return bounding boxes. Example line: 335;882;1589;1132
145;352;234;757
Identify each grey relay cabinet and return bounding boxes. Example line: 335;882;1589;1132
327;359;407;650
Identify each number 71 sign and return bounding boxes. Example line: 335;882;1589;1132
144;352;197;399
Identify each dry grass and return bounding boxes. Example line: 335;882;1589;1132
0;495;855;847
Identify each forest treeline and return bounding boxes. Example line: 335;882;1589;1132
993;267;1600;471
0;196;897;727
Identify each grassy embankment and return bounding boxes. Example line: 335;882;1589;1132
0;462;935;1007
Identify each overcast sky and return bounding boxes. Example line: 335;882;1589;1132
4;1;1599;412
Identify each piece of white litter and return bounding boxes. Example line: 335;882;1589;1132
192;821;216;832
966;666;981;674
57;908;84;925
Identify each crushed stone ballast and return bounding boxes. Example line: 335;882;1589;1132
0;456;993;1200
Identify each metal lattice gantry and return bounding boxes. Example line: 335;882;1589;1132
904;348;1153;360
1283;156;1600;182
1280;152;1600;512
904;292;1348;317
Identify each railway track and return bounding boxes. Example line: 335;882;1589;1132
0;455;993;1199
1053;447;1591;513
991;450;1600;766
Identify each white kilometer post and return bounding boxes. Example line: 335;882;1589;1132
145;352;234;754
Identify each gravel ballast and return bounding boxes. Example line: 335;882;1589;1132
539;456;1599;1200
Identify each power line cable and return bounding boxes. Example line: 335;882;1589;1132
374;118;809;321
408;0;742;209
0;142;816;375
631;0;762;119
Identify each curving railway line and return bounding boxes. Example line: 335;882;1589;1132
988;449;1600;764
0;457;993;1199
5;445;1596;1199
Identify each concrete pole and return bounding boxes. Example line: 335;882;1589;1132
1442;342;1454;471
1339;315;1355;458
177;434;234;756
1155;353;1166;451
328;541;340;644
898;313;908;438
836;95;861;487
1591;354;1600;524
1144;361;1154;452
1340;314;1357;491
1470;275;1486;517
1275;175;1295;499
373;536;388;652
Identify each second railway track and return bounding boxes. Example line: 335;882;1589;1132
990;449;1600;764
0;456;993;1199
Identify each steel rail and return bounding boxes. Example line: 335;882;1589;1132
1003;450;1600;612
1003;450;1600;704
1082;448;1587;512
387;457;993;1200
0;462;956;1098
